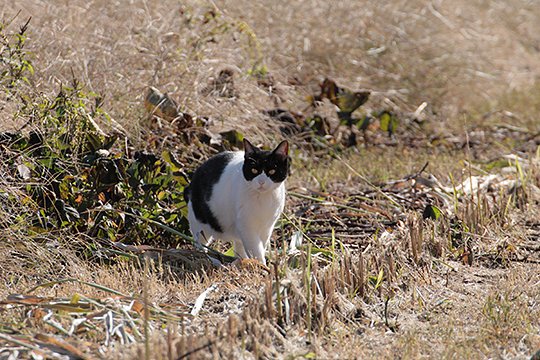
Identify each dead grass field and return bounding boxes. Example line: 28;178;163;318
1;0;539;359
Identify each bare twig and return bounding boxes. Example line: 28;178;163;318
177;341;216;359
26;278;128;297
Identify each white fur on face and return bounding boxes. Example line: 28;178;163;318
247;172;281;193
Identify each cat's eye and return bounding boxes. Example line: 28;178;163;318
251;168;258;174
268;169;276;175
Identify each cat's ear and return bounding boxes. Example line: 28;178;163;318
243;139;256;157
272;140;289;158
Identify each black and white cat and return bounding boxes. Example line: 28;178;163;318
184;139;289;265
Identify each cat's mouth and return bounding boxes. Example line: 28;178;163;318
255;183;270;192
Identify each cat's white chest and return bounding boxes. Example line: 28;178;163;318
236;183;285;227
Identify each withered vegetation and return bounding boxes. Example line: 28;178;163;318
0;1;539;359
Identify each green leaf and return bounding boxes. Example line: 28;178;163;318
162;150;184;171
26;62;34;75
423;204;442;220
86;132;103;152
220;129;244;148
369;269;385;289
356;116;371;130
173;173;189;186
309;245;334;258
375;268;384;289
379;111;390;131
70;293;81;305
224;246;235;257
379;111;398;135
319;78;370;114
336;90;370;114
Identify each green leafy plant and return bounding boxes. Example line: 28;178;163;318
0;16;34;91
5;81;191;249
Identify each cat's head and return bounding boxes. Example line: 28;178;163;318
242;139;289;193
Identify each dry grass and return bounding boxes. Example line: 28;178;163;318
1;0;540;359
5;0;540;135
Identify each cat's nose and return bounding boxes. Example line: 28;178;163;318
257;178;265;186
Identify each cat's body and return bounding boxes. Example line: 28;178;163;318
184;139;289;265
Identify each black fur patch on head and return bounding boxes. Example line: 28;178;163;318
186;152;235;233
242;140;290;183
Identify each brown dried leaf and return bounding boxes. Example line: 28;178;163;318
35;333;90;360
144;86;179;121
1;294;51;305
130;299;145;316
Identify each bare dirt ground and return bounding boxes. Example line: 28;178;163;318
0;0;539;359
